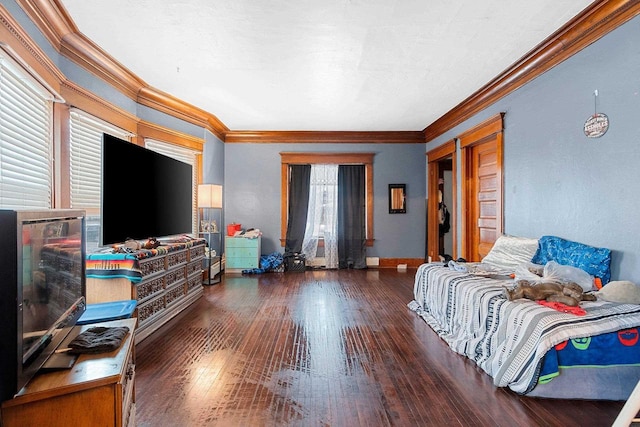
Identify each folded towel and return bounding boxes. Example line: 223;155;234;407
68;326;130;354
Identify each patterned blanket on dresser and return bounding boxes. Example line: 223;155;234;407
408;263;640;394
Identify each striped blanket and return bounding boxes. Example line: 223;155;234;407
86;253;142;283
409;263;640;394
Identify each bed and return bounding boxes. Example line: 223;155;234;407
408;235;640;400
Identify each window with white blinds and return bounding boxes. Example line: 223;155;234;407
69;109;130;210
69;109;130;250
145;139;198;233
0;53;54;209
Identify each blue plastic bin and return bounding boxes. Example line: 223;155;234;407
77;300;137;325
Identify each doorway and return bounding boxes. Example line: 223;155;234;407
427;140;456;262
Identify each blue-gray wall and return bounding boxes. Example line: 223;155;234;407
12;0;640;274
222;143;426;257
426;16;640;282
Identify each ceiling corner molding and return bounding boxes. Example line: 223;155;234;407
137;86;228;141
423;0;640;142
225;130;425;144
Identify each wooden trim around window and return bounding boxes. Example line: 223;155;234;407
280;152;375;165
137;121;204;151
280;152;375;247
60;80;139;134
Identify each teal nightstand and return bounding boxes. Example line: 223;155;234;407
225;236;261;272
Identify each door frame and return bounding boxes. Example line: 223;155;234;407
458;113;504;260
426;139;456;262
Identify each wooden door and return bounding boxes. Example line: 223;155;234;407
459;113;504;261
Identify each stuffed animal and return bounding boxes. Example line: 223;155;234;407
143;237;160;249
504;280;597;307
123;238;141;251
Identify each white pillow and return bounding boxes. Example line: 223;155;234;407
596;281;640;304
481;234;539;272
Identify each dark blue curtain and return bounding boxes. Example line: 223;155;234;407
337;165;367;269
284;164;311;254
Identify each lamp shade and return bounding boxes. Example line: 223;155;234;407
198;184;223;209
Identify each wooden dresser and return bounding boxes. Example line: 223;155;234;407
1;318;137;427
86;240;205;341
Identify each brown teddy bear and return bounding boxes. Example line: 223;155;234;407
504;280;597;307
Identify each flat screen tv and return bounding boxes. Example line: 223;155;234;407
101;134;193;246
0;209;86;401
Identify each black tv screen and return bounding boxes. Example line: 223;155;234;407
101;134;193;246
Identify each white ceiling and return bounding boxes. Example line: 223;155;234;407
59;0;594;132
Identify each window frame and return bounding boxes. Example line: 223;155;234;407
280;152;374;247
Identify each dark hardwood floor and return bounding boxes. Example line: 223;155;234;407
134;269;625;426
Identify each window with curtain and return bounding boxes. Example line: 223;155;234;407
301;164;339;268
69;109;131;251
145;139;198;234
0;51;54;209
281;153;373;269
280;152;375;248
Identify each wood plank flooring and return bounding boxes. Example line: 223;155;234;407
134;269;625;426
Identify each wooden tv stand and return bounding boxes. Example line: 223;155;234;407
1;318;137;427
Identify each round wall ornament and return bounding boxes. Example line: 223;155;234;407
584;113;609;138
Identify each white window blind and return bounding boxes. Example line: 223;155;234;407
69;109;130;251
145;139;198;233
0;53;54;209
69;109;130;210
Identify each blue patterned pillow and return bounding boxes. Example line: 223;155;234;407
532;235;612;284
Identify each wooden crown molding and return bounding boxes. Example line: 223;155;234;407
423;0;640;142
60;32;145;100
18;0;228;140
137;86;228;141
226;130;424;144
3;2;205;153
0;3;65;95
15;0;75;49
17;0;640;145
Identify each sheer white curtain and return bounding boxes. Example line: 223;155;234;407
301;164;338;268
